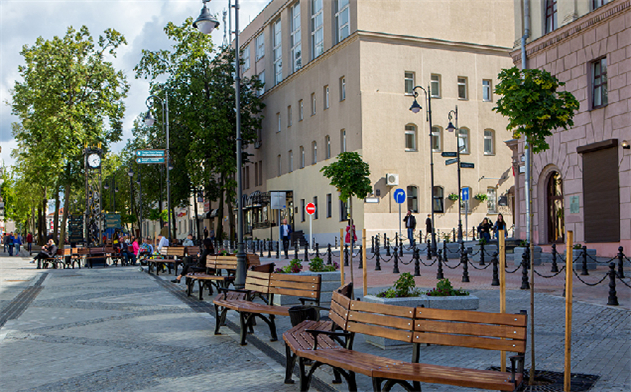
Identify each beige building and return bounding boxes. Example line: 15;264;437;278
509;0;630;256
229;0;516;245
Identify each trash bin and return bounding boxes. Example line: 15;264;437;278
288;306;318;327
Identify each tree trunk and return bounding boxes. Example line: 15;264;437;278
349;197;355;298
59;172;72;245
53;184;60;242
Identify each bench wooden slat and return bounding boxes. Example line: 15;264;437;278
296;348;400;377
244;282;270;293
349;300;415;318
348;310;414;330
247;270;272;279
412;331;526;352
270;273;320;283
416;307;527;327
269;287;319;298
235;302;290;316
347;321;413;343
268;279;320;291
415;320;527;340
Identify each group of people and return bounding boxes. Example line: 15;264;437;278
2;232;33;256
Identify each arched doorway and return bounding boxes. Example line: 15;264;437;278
547;171;565;243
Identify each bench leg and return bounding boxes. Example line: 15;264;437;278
284;343;296;384
298;357;310;392
214;305;228;335
239;312;249;345
198;280;204;301
381;379;419;392
186;278;194;297
332;369;342;384
252;314;278;342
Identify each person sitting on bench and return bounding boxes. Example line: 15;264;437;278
31;239;58;269
171;238;215;284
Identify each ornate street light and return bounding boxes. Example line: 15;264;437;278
446;106;463;243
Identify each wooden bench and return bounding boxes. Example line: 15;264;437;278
104;246;124;266
287;297;528;392
185;246;201;260
213;270;322;346
39;249;64;269
185;254;261;300
82;247;108;268
148;246;186;275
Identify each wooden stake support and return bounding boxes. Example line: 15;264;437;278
565;231;574;392
499;230;506;372
362;229;367;296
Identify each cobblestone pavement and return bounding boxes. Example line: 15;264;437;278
1;252;629;392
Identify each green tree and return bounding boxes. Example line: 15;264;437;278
493;67;579;153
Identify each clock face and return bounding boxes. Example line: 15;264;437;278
88;153;101;168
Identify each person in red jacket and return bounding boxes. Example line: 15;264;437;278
26;232;33;255
345;224;357;249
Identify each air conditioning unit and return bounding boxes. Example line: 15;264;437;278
386;173;399;186
254;140;261;149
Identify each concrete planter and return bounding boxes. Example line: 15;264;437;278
513;246;543;266
565;248;597;271
362;294;479;349
272;270;341;306
442;243;462;259
471;244;498;263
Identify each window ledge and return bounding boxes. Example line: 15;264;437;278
405;149;417;152
589;103;608;112
484;153;496;156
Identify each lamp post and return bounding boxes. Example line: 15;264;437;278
145;93;171;242
127;168;134;235
446;106;463;243
136;172;143;238
103;178;118;212
193;0;246;289
409;85;436;255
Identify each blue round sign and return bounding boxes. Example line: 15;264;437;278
393;188;406;204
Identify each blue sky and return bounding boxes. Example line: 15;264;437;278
0;0;269;167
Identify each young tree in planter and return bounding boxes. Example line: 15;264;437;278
320;152;372;296
493;66;578;379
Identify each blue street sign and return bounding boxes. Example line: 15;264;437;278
136;157;166;164
136;150;165;157
393;188;406;204
461;187;469;201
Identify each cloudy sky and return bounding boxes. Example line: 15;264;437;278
0;0;270;167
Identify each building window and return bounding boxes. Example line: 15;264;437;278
326;193;332;218
487;187;497;213
290;2;302;73
545;0;557;33
277;154;282;176
339;195;348;221
407;186;418;213
457;77;467;100
301;199;306;222
340;76;346;100
324;85;330;109
256;33;265;61
311;0;324;59
276;112;281;132
312;141;317;164
299;99;304;121
313;196;319;219
592;57;608;108
299;146;305;168
257;71;265;96
340;129;346;153
482;79;492;101
288;150;293;172
336;0;350;43
325;135;331;159
430;74;441;98
273;19;282;85
458;128;469;154
404;71;415;94
311;92;316;115
432;186;444;213
288;105;292;127
405;124;417;151
431;126;442;152
593;0;611;9
484;129;495;155
242;44;250;72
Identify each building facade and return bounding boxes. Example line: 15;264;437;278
510;0;630;256
226;0;516;245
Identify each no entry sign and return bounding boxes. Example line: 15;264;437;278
306;202;316;215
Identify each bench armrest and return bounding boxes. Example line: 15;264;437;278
305;329;352;350
509;354;525;384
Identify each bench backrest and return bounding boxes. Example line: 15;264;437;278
346;300;415;343
244;270;272;295
330;290;352;330
166;247;186;258
77;248;90;255
413;308;527;353
269;273;322;301
185;246;200;257
104;246;115;253
89;247;104;254
206;254;261;270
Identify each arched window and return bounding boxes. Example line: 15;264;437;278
458;127;470;154
432;186;444;213
407;186;418;213
405;124;417;151
431;126;442;152
484;129;495;155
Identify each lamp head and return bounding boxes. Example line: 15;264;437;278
115;186;119;193
144;111;156;127
409;98;422;114
193;3;220;35
623;140;630;149
446;121;456;133
104;183;109;190
127;169;134;177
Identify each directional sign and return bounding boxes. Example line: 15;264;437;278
393;188;406;204
136;150;165;157
68;215;84;243
441;152;457;158
104;213;121;229
461;188;470;201
460;162;475;169
305;202;316;215
136;157;166;164
445;158;458;166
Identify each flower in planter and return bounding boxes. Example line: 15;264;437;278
377;273;422;298
277;259;303;273
474;193;488;202
447;193;459;201
309;257;338;272
425;278;469;297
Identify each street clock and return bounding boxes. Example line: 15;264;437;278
87;153;101;169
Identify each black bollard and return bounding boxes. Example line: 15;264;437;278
427;239;432;260
395;233;399;252
452;228;456;242
461;242;470;283
303;242;309;262
399;239;404;256
607;262;619;306
393;247;400;273
386;237;391;257
315;243;320;258
375;239;381;271
443;240;448;261
284;239;289;259
472;226;476;241
436;249;444;280
491;252;499;286
268;240;272;258
581;245;589;276
414;247;421;277
521;245;530;290
371;236;375;253
259;240;264;258
294;241;299;260
358;245;363;269
344;244;349;266
551;243;559;273
479;241;486;266
617;246;625;279
327;244;332;265
335;236;338;249
276;241;280;259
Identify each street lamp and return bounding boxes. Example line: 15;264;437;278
194;0;246;289
127;169;135;236
136;172;143;238
446;106;463;243
145;93;171;242
409;85;437;255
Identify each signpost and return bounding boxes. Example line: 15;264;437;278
460;162;475;169
441;151;457;157
306;202;316;249
136;157;166;164
462;188;469;240
68;215;84;243
393;188;406;241
270;191;287;252
104;213;121;229
135;150;165;157
445;158;458;166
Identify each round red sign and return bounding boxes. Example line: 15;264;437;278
305;202;316;215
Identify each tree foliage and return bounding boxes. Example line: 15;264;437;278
320;152;372;202
493;67;579;153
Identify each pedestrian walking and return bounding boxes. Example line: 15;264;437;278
203;226;209;239
15;234;22;255
479;217;492;243
280;219;292;253
425;214;432;242
6;233;15;256
403;210;417;246
26;232;33;255
345;223;357;249
209;228;215;242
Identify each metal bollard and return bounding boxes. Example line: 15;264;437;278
491;252;499;286
294;241;299;260
436;249;444;280
276;241;280;259
551;243;558;273
521;245;530;290
393;247;400;274
386;237;391;257
427;239;432;260
395;233;398;252
443;240;448;261
371;236;375;253
358;246;363;269
335;236;338;249
268;240;272;258
472;226;476;241
259;240;264;257
414;247;421;277
461;242;469;283
608;262;619;306
375;238;381;271
344;244;349;266
617;246;625;279
581;245;589;276
327;243;332;265
284;239;289;259
304;242;309;262
452;228;456;242
315;243;320;258
399;239;404;257
479;241;485;266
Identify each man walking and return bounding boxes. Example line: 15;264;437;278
425;214;432;243
280;219;292;257
26;232;33;255
6;233;14;256
403;211;417;247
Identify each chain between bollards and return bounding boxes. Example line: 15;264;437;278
608;262;619;306
491;252;499;286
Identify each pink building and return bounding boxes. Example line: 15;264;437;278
509;0;630;256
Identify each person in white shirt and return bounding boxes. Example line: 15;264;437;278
182;234;194;247
157;235;169;252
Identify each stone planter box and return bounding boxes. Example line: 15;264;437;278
362;294;479;349
513;246;543;266
442;243;462;259
471;244;498;263
566;248;597;271
272;270;342;306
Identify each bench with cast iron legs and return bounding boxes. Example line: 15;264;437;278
185;254;261;300
148;246;185;275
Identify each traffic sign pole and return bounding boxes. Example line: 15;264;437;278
305;202;316;249
393;189;406;245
